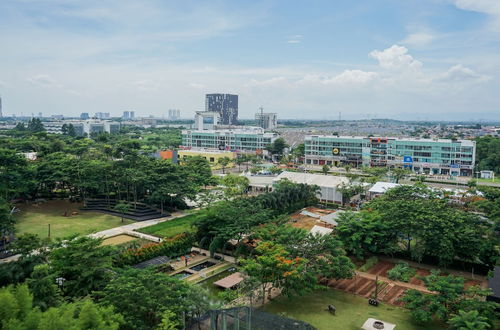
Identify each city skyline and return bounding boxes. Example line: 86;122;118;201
0;0;499;120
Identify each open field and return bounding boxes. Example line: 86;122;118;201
263;289;444;330
101;234;138;246
14;200;133;239
138;212;201;238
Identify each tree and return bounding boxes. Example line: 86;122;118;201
221;173;249;199
27;264;63;311
49;236;114;298
97;269;210;330
217;157;231;174
475;136;500;173
114;202;131;223
390;167;411;183
0;284;123;330
27;118;45;133
449;310;491;330
402;270;499;326
266;138;288;160
321;164;330;175
67;124;77;137
337;182;365;205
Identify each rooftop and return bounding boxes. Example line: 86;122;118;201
273;171;350;188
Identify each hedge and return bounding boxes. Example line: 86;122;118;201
114;232;195;267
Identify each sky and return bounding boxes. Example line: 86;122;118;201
0;0;499;121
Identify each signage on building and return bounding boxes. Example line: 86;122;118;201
403;156;413;163
218;144;226;151
332;148;340;155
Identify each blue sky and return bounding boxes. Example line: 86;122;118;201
0;0;499;120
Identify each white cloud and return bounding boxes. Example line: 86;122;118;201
453;0;500;31
26;74;57;87
402;32;437;47
369;45;422;71
436;64;489;82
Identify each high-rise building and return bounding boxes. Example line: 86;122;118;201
255;109;277;130
168;109;181;120
205;94;238;125
80;112;90;120
130;111;135;119
123;111;135;120
0;95;3;118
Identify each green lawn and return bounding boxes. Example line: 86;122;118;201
138;212;201;238
14;200;133;239
263;289;444;330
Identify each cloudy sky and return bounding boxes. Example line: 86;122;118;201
0;0;499;120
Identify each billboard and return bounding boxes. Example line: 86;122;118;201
403;156;413;163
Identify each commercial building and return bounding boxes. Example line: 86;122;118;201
181;127;278;153
273;171;351;204
255;111;278;130
194;111;221;130
305;135;476;176
205;94;238;125
43;120;120;136
178;149;236;164
80;113;90;120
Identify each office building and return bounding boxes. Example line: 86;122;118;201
304;135;476;176
80;112;90;120
205;94;238;125
255;111;278;130
123;111;135;120
194;111;221;130
181;127;278;152
168;109;181;120
43;120;120;136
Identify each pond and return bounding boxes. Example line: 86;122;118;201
189;260;216;272
198;267;238;300
172;271;193;280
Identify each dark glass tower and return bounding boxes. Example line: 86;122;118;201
205;94;238;125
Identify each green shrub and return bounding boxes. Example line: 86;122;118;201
358;256;378;272
387;262;416;282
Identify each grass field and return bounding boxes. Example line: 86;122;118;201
262;289;444;330
138;212;201;238
14;200;133;239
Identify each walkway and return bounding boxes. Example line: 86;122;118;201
89;211;188;241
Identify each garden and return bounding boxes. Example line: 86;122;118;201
14;200;133;239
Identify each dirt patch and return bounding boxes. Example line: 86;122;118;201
409;269;430;286
464;279;484;289
367;261;395;277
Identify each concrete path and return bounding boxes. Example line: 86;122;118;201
89;211;188;241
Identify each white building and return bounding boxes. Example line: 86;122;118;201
273;171;350;203
194;111;221;130
255;112;278;130
368;182;401;199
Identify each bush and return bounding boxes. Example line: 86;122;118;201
387;262;416;282
114;233;195;267
358;256;378;272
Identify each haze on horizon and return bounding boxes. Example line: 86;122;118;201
0;0;499;121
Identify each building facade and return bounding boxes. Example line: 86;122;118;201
194;111;221;130
205;94;238;125
181;128;278;152
255;112;278;130
43;120;120;136
305;135;475;176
